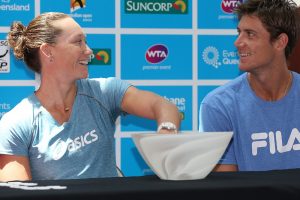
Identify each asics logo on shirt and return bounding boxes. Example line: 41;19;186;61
67;129;98;152
251;128;300;156
52;129;99;160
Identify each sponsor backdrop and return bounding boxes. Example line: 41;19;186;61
0;0;241;177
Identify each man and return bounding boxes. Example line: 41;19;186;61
199;0;300;171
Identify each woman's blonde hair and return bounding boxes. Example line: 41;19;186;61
7;12;70;73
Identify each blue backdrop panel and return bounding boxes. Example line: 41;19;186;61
40;0;115;28
121;34;192;80
121;85;192;131
198;0;241;29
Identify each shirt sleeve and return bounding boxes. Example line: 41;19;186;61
87;77;132;120
199;102;236;165
0;111;30;157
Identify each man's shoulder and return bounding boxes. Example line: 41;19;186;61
204;73;247;102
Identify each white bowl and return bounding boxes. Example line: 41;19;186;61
132;132;233;181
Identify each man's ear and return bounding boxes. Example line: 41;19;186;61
274;33;288;51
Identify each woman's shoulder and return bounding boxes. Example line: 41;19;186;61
0;94;37;129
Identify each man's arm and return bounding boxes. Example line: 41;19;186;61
213;164;238;172
121;86;181;133
0;155;32;182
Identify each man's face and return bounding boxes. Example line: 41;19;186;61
234;15;278;72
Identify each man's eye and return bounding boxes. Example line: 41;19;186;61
248;32;255;38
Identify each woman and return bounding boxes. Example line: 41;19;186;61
0;12;180;181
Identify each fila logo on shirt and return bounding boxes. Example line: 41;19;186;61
251;128;300;156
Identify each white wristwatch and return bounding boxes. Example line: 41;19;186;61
157;122;177;133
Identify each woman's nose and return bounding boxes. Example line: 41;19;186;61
84;44;93;55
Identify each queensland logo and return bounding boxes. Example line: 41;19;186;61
125;0;188;14
90;49;111;65
0;40;10;73
0;0;30;11
70;0;86;13
202;46;221;68
145;44;168;64
221;0;243;14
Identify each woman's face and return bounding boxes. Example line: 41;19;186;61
49;17;92;81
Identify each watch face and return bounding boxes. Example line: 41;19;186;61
160;122;177;131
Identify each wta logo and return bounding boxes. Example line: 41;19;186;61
70;0;86;13
145;44;168;64
221;0;243;14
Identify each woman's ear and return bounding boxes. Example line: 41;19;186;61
40;43;53;62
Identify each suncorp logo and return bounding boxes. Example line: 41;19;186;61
89;49;111;65
70;0;86;13
221;0;243;14
125;0;188;14
0;40;10;73
145;44;168;64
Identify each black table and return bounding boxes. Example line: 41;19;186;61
1;168;300;200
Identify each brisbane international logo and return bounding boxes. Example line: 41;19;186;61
221;0;243;13
70;0;86;13
145;44;168;64
125;0;188;14
0;40;10;73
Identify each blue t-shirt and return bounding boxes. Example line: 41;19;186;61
199;72;300;171
0;77;131;180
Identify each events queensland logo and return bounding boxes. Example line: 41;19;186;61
90;49;111;65
0;40;10;73
125;0;188;14
221;0;243;14
202;46;221;68
70;0;86;13
145;44;168;64
202;46;239;69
